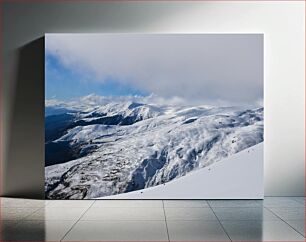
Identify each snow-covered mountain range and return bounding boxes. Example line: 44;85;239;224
45;94;264;199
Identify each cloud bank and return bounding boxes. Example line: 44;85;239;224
45;33;263;106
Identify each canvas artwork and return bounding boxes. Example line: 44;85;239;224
45;34;264;199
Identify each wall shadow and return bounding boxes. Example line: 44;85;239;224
1;218;46;241
4;37;45;199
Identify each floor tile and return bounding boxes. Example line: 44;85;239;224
0;198;47;208
208;199;263;207
0;196;304;242
291;197;305;206
167;220;230;241
286;220;305;236
212;207;279;220
0;207;39;220
165;207;217;221
1;220;75;241
163;200;209;208
82;207;165;221
264;197;304;207
46;200;94;208
221;220;305;241
268;207;305;220
0;220;21;241
92;199;163;208
25;207;88;220
62;220;168;241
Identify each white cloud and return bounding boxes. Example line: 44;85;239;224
45;33;263;105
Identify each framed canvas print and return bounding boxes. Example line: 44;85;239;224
45;34;264;199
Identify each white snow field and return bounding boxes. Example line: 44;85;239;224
45;94;264;199
101;143;263;199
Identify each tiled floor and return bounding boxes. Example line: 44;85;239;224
0;197;304;241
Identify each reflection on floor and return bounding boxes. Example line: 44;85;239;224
0;197;304;241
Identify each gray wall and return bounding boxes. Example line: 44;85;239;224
2;1;304;198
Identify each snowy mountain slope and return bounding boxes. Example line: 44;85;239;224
45;95;263;199
98;143;263;199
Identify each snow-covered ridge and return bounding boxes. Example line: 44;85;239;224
99;143;264;199
45;95;263;199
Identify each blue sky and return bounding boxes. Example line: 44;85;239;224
45;34;263;105
45;53;148;100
